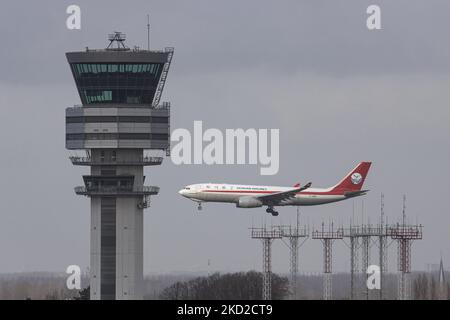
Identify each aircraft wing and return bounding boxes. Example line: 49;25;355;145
257;182;312;206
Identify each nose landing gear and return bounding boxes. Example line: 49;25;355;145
197;202;203;211
266;206;279;217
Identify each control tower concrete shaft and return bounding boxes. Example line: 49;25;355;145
65;32;173;300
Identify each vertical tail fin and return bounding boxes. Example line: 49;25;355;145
331;162;372;192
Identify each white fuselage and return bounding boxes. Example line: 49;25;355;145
179;183;347;206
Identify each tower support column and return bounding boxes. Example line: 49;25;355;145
262;238;272;300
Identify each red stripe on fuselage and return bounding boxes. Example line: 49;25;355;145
200;190;346;196
202;190;277;194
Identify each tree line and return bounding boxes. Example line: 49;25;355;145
159;271;290;300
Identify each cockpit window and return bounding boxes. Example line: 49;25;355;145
185;187;190;190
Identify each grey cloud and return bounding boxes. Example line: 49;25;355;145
2;0;450;86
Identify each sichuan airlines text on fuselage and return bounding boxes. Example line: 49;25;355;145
179;162;372;216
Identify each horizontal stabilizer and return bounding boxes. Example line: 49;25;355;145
344;190;369;198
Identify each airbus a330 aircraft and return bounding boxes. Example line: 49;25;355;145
178;162;371;216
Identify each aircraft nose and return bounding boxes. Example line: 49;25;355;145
178;189;187;197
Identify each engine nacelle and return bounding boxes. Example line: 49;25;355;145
237;196;263;208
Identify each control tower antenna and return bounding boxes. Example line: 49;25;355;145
147;14;150;50
106;31;128;50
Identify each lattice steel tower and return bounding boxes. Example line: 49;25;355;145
387;195;423;300
344;196;389;300
276;209;309;299
312;223;343;300
65;32;173;299
251;227;282;300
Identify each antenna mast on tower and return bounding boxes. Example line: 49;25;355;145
147;14;150;50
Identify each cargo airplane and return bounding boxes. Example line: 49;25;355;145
178;162;371;216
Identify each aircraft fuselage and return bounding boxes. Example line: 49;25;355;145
179;183;348;206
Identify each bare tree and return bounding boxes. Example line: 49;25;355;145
160;271;289;300
413;273;429;300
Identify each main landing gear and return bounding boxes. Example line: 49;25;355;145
197;202;203;211
266;206;279;217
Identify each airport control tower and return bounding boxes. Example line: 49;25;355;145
65;32;173;300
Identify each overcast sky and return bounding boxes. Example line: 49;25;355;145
0;0;449;275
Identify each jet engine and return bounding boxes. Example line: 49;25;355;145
237;196;263;208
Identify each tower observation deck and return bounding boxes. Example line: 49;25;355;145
65;32;173;300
